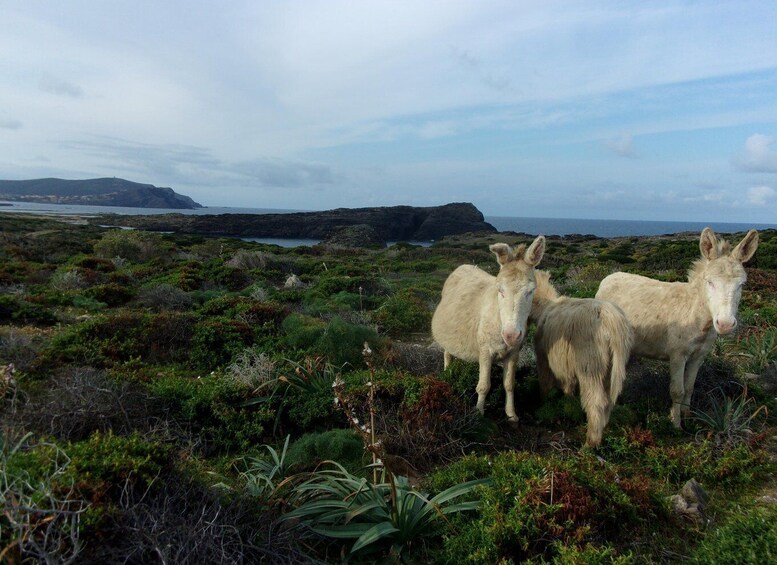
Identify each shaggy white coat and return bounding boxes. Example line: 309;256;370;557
531;270;633;447
596;228;759;427
432;236;545;421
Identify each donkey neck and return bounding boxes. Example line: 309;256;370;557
685;267;715;332
530;271;559;320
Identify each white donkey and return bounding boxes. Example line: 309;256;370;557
531;270;633;447
432;236;545;421
596;228;759;427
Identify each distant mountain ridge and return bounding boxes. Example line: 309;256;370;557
0;177;202;209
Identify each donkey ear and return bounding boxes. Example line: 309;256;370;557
732;229;759;263
489;243;514;266
699;228;719;260
523;235;545;267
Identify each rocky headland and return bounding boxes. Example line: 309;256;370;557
0;178;202;209
89;202;497;243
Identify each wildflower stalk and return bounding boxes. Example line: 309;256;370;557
330;342;383;484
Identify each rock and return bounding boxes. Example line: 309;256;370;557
87;202;497;242
681;478;709;506
322;224;385;248
284;274;304;289
668;479;709;524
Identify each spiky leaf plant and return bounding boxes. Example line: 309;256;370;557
283;461;490;558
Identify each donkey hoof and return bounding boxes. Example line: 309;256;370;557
506;416;519;427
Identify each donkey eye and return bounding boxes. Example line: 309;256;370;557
707;281;716;290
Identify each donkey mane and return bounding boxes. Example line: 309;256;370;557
687;238;740;284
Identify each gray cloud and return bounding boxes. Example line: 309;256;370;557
0;119;22;130
59;136;337;189
39;74;83;98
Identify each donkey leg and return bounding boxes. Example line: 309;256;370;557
681;355;706;419
580;380;609;448
668;356;687;428
682;336;714;419
503;357;518;422
536;348;555;398
443;351;453;371
475;351;492;415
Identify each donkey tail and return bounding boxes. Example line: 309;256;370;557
602;303;633;404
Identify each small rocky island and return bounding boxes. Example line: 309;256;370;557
0;178;202;209
89;202;497;243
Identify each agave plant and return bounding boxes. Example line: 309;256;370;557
690;386;767;448
283;461;490;558
241;435;292;499
728;328;777;374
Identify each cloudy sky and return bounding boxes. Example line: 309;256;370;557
2;1;777;222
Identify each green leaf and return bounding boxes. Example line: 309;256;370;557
312;523;374;540
351;522;401;553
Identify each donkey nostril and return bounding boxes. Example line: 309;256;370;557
715;319;737;334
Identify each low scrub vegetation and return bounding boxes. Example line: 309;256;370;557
1;217;776;563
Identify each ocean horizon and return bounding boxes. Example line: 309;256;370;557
2;201;775;243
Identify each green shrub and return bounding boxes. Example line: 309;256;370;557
71;294;108;312
190;318;255;370
84;282;136;307
692;505;777;564
64;431;171;501
534;390;587;426
150;374;273;454
93;230;172;262
285;429;366;472
1;435;87;564
280;314;380;367
438;451;654;563
373;289;432;336
0;295;58;326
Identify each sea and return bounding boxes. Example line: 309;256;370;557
2;201;775;247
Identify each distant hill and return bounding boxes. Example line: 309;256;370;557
87;202;498;243
0;178;202;209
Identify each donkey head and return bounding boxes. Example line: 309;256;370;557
698;227;759;335
489;235;546;348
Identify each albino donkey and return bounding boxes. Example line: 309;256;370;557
596;228;759;427
530;270;633;447
432;236;546;421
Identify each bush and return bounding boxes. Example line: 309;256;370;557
227;348;278;389
49;269;87;291
83;477;284;564
1;434;88;564
692;505;777;564
136;283;193;311
84;282;136;307
284;429;366;472
373;289;432;336
191;318;255;370
0;295;58;326
150;374;274;454
93;230;172;262
437;451;650;563
280;314;381;367
63;430;171;502
19;367;161;441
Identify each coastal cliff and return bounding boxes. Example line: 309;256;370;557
0;178;202;209
89;202;496;242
